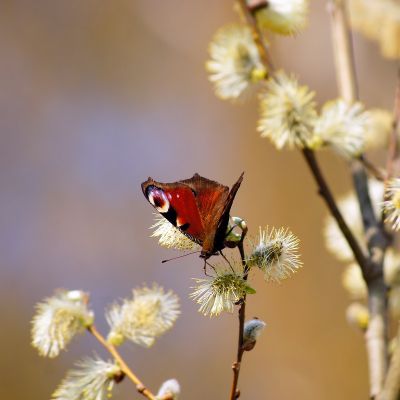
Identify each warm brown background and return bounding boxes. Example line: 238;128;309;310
1;1;398;399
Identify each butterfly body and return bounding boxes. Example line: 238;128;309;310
141;173;244;259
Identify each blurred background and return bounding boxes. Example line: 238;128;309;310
1;1;398;399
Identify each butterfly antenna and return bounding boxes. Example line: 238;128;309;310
219;250;235;273
161;251;200;263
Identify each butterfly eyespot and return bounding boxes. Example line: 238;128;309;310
147;187;170;213
179;222;190;231
177;217;190;231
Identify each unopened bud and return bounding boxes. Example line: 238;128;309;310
156;379;180;400
242;318;266;351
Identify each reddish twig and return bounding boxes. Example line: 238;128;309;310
88;325;157;400
230;242;249;400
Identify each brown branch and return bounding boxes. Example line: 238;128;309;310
327;1;390;397
327;0;359;102
230;242;249;400
374;68;400;400
88;325;157;400
301;148;371;273
240;0;390;396
327;0;388;255
239;0;370;277
377;324;400;400
385;68;400;183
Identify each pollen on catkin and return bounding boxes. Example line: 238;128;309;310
31;290;94;358
52;357;122;400
151;214;200;251
258;71;317;150
106;284;180;347
310;99;368;158
190;266;254;317
206;24;267;100
248;227;302;282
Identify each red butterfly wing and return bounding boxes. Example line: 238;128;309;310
141;178;205;244
179;174;230;255
141;173;244;257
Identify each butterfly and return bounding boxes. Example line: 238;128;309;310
141;173;244;259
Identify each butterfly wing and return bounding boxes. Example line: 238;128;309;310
141;177;206;244
179;173;244;256
213;172;244;253
142;173;244;257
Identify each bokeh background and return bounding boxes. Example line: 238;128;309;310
1;1;398;399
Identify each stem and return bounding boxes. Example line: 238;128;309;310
240;0;370;277
327;0;389;397
241;0;390;396
377;324;400;400
327;0;358;102
375;70;400;400
302;148;371;275
230;242;249;400
88;325;157;400
237;0;274;71
385;68;400;184
367;279;389;398
359;155;385;182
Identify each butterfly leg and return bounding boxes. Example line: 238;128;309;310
219;250;235;273
203;259;208;276
203;259;217;276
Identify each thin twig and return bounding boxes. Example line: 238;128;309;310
359;155;386;182
230;242;249;400
237;0;274;71
301;148;371;274
88;325;157;400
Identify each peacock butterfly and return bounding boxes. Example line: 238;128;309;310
141;173;244;259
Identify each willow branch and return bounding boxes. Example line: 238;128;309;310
301;148;370;270
240;0;389;395
385;68;400;183
327;0;389;397
374;68;400;400
237;0;274;71
327;0;388;258
327;0;389;256
359;155;385;182
377;324;400;400
88;325;157;400
238;0;369;278
327;0;358;101
230;242;249;400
